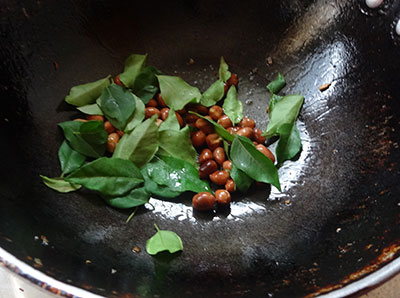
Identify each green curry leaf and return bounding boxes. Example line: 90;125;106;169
266;73;286;94
230;136;280;190
218;56;231;82
125;95;145;132
146;224;183;255
132;66;162;104
40;175;81;193
58;140;86;176
65;76;111;107
222;85;243;125
65;157;143;196
97;84;136;130
119;54;147;88
157;75;201;110
200;80;225;107
102;186;150;209
77;103;104;115
58;120;108;158
113;115;159;168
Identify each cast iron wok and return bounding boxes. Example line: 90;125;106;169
1;0;400;297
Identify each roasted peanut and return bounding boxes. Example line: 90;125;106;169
157;94;167;107
222;160;232;171
146;99;158;107
256;144;275;163
192;192;216;211
191;130;206;147
253;128;266;144
225;179;236;192
209;105;223;121
236;127;253;139
215;189;231;205
106;133;120;153
213;147;226;165
116;129;124;137
185;113;199;124
239;117;255;128
209;170;230;185
176;108;186;115
199;160;218;179
227;126;239;135
114;75;124;87
224;83;229;94
160;108;170;121
206;133;222;150
198;149;213;164
191;104;208;115
87;115;104;122
104;121;115;133
195;118;214;134
227;73;239;87
217;115;233;128
145;107;161;119
73;118;87;122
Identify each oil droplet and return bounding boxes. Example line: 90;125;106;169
365;0;383;8
396;19;400;36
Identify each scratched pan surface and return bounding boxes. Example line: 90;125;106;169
1;0;400;297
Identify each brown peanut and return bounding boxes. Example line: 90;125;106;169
145;107;161;119
192;192;216;211
195;118;214;134
222;160;232;171
157;94;167;107
227;73;239;87
215;189;231;205
206;133;222;150
253;128;266;144
191;130;206;147
217;115;233;129
146;99;158;107
209;105;223;121
239;117;255;128
209;170;230;185
236;127;253;139
199;160;218;179
225;179;236;192
198;149;213;164
213;147;226;165
104;121;115;134
87;115;104;122
106;133;120;153
256;144;275;163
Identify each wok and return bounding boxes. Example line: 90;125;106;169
1;0;400;297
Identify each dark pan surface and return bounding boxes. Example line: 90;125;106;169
1;0;400;297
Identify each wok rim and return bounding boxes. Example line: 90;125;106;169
0;246;399;298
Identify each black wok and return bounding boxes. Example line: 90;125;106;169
1;0;400;297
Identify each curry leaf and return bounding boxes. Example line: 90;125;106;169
263;94;304;165
77;103;104;115
141;166;182;198
230;136;280;190
113;115;159;168
125;95;145;132
58;141;86;176
157;75;201;110
267;73;286;94
119;54;147;88
159;109;180;132
102;186;150;209
230;165;253;193
40;175;81;193
222;86;243;125
146;224;183;255
65;157;143;196
58;120;108;158
65;75;111;107
132;66;162;104
189;112;234;142
97;85;136;130
200;80;225;107
158;126;197;167
145;156;212;194
219;57;231;82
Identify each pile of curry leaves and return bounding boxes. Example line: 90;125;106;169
41;54;304;255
